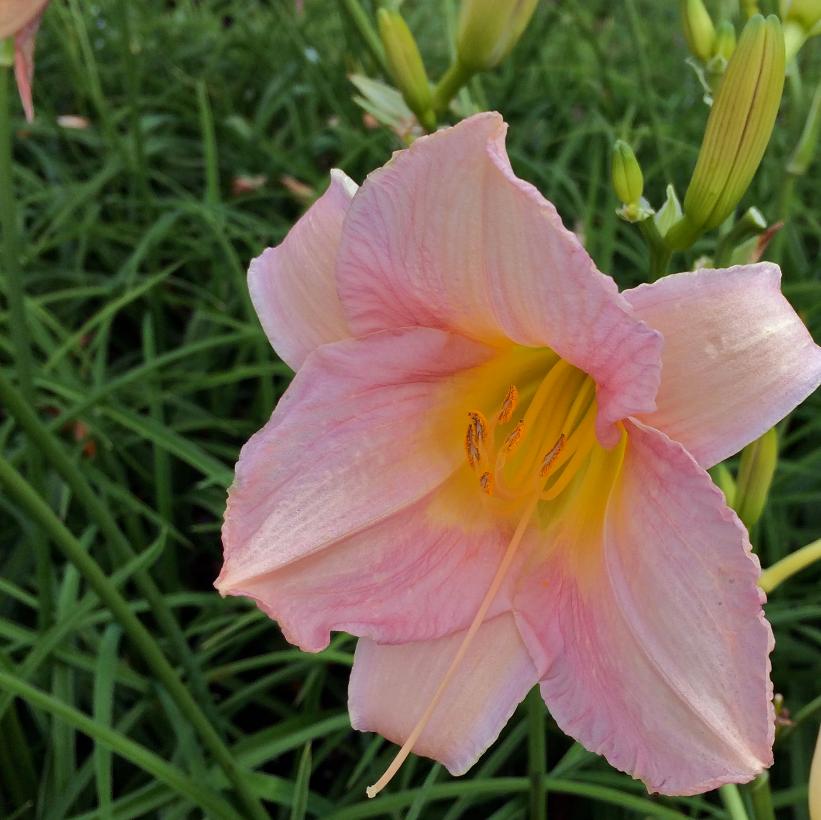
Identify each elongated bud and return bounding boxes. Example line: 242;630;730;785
713;20;737;61
781;0;821;62
668;15;785;249
456;0;539;71
681;0;716;61
611;140;643;206
378;9;435;131
734;427;778;529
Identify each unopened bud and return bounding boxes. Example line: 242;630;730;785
456;0;539;71
378;9;435;131
780;1;821;62
709;462;736;507
681;0;716;61
734;427;778;529
611;140;644;206
713;20;737;61
668;15;785;249
781;0;821;31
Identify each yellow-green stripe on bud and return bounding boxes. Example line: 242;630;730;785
734;427;778;529
456;0;539;72
681;0;716;61
667;15;785;250
378;9;435;131
611;140;644;206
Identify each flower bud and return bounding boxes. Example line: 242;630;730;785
734;427;778;529
378;9;435;131
681;0;716;61
781;0;821;31
667;15;785;249
713;20;737;61
456;0;539;71
611;140;643;206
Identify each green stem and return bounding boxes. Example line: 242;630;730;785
638;218;672;281
0;370;218;728
759;538;821;593
432;60;475;115
527;688;547;820
0;60;53;628
719;784;750;820
0;457;268;820
747;772;775;820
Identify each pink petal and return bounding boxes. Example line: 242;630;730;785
515;420;773;795
236;492;518;651
13;12;44;123
248;169;357;371
625;263;821;468
217;326;498;641
335;112;662;446
349;612;538;775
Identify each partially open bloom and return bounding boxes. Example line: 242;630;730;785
217;113;821;796
0;0;50;121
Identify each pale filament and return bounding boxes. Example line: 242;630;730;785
366;362;599;798
365;493;539;799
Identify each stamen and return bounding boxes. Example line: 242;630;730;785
503;420;524;453
365;495;540;799
464;426;482;470
497;385;519;424
539;434;566;478
467;411;488;444
479;471;494;495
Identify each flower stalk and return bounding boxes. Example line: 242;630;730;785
759;538;821;593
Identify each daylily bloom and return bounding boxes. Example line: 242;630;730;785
217;113;821;796
0;0;50;122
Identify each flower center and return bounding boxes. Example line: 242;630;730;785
463;356;599;508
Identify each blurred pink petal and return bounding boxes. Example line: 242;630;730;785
13;15;41;122
335;112;663;446
248;169;356;370
626;264;821;468
349;613;538;775
516;420;773;795
220;113;821;796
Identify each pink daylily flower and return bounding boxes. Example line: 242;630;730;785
217;113;821;796
0;0;50;122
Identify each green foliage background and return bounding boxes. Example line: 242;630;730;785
0;0;819;817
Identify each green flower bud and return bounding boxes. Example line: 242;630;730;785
668;15;785;249
780;0;821;31
681;0;716;62
713;20;737;61
611;140;644;206
456;0;539;72
734;427;778;529
709;462;736;507
378;9;435;131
